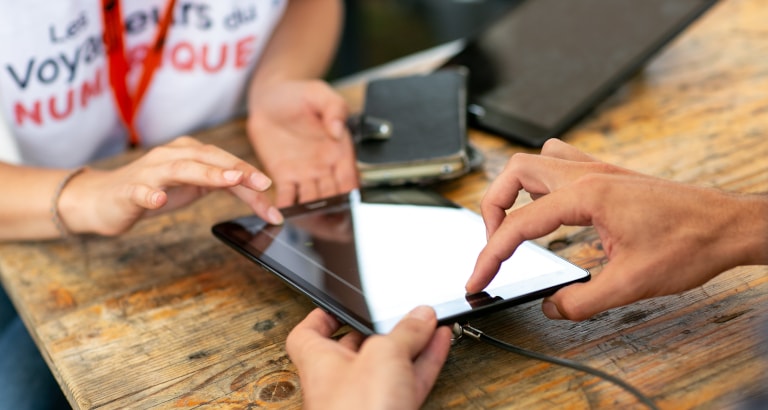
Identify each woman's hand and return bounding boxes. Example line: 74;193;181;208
59;137;283;236
247;79;358;207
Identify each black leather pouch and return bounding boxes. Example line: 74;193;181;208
352;68;482;186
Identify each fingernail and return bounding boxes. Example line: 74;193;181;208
223;170;243;183
267;206;284;225
542;301;563;320
330;120;344;139
151;191;163;207
250;173;272;191
407;305;434;322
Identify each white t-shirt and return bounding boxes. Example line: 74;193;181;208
0;0;287;167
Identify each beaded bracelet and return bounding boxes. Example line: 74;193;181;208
50;167;87;238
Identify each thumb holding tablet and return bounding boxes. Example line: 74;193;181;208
287;306;452;410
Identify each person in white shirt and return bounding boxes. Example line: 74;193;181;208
0;0;357;240
0;1;356;408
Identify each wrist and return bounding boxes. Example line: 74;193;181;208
247;73;293;106
736;193;768;265
56;167;99;236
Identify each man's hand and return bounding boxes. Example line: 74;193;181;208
468;139;768;321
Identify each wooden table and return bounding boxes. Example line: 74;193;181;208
2;0;767;408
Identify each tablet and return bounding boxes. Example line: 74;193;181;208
442;0;719;147
212;189;589;334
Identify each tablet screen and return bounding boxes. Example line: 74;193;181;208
213;189;589;334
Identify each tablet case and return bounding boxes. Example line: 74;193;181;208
353;68;481;186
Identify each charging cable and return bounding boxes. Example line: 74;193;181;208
454;323;660;410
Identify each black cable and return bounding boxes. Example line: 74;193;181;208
457;323;660;410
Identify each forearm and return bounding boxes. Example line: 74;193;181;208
692;189;768;272
730;193;768;266
248;0;342;92
0;162;76;240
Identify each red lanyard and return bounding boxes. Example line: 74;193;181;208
101;0;177;147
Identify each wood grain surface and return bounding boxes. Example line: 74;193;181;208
1;0;767;408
